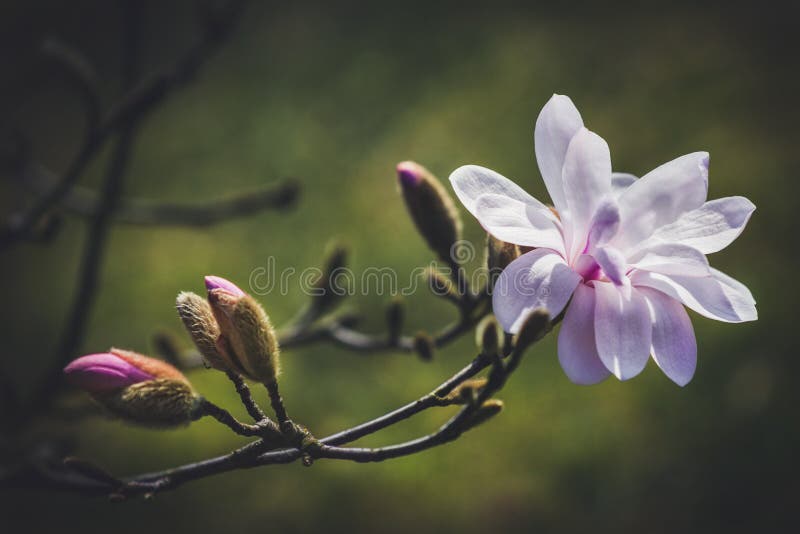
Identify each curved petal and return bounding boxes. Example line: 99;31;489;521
630;268;756;323
534;94;584;213
628;242;710;277
492;249;581;333
649;196;756;254
593;246;628;286
449;165;555;222
557;284;611;385
594;282;652;380
639;288;697;387
474;194;565;255
615;152;709;250
611;172;637;196
586;198;621;251
561;128;613;260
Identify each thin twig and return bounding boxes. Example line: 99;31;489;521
224;371;267;422
22;3;144;422
13;163;299;226
197;399;263;437
0;0;245;249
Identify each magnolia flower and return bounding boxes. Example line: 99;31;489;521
449;94;757;386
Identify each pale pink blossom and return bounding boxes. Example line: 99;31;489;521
450;94;756;386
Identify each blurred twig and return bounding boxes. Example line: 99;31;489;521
15;162;300;226
0;0;246;250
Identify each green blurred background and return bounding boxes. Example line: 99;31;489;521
1;1;797;532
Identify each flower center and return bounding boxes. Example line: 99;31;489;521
573;254;604;283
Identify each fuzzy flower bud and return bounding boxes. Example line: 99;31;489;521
475;316;503;357
176;291;226;371
64;349;199;428
205;275;281;384
513;309;551;353
397;161;463;263
486;234;520;285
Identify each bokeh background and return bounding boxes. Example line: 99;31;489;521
1;1;798;532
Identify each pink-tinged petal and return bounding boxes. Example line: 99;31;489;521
639;288;697;387
649;196;756;254
611;172;637;197
615;152;709;250
448;165;556;222
594;282;652;380
534;94;584;213
561;128;613;261
205;275;245;297
630;268;756;323
557;284;611;385
474;194;565;255
628;243;710;277
593;246;628;286
64;353;154;393
492;249;581;334
586;199;620;250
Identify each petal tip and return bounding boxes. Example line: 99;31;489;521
205;275;245;297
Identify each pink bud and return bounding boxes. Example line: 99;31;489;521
396;161;425;188
64;352;154;393
204;275;246;297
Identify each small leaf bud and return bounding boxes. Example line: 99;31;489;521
413;331;435;362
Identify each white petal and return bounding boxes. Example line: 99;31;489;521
557;284;611;385
615;152;709;250
639;288;697;387
492;249;581;334
534;94;584;214
611;172;637;196
630;268;757;323
628;243;710;277
649;196;756;254
561;128;613;260
593;282;652;380
474;194;565;255
449;165;556;221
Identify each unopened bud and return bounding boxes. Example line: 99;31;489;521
176;291;226;371
413;331;435;362
475;316;503;357
64;349;199;428
397;161;462;263
464;399;504;430
424;266;458;301
486;235;520;286
385;297;404;343
312;242;349;314
512;309;551;353
206;275;281;384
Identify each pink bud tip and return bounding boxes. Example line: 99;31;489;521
397;161;424;187
204;275;246;297
64;353;154;393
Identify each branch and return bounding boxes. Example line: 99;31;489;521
12;162;299;226
0;0;246;250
